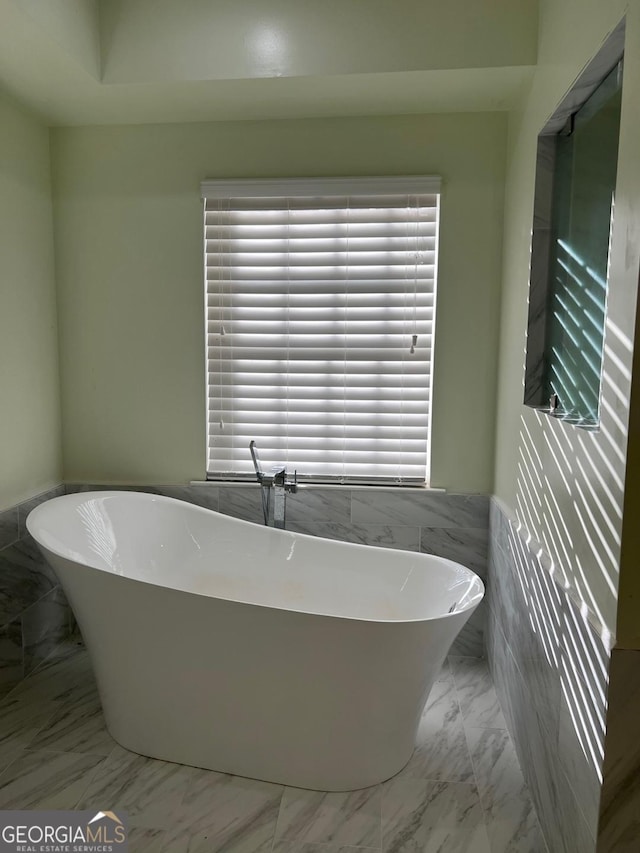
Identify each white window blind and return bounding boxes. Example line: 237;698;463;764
202;176;440;484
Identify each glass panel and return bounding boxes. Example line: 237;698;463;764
543;62;623;426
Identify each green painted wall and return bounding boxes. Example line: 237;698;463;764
494;0;640;638
51;112;507;492
0;89;61;511
100;0;537;83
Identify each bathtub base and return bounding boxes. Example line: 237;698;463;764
108;729;416;792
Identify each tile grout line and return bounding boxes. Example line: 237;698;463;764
70;747;119;810
0;637;77;706
0;749;35;799
447;666;489;804
459;724;495;853
271;786;295;848
265;789;286;853
456;659;549;853
441;665;493;849
273;786;384;851
482;619;556;853
0;537;21;554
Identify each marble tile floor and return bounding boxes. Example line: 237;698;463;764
0;640;548;853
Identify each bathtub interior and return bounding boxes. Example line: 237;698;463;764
27;491;484;623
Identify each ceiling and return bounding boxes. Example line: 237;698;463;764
0;0;539;125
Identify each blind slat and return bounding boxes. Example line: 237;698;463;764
206;348;433;361
206;270;436;283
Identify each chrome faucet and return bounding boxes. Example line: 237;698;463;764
249;441;297;528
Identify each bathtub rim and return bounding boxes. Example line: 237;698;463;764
27;489;485;626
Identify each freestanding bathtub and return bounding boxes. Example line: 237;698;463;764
27;491;484;791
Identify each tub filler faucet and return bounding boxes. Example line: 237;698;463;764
249;441;297;528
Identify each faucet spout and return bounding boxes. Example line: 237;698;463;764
248;441;297;528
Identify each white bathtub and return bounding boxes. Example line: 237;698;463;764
27;490;484;791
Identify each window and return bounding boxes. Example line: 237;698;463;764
202;176;441;484
524;21;624;428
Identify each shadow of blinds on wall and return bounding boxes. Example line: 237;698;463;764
202;176;441;484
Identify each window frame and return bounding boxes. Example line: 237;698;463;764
523;20;625;429
201;175;442;486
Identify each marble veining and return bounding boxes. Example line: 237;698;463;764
491;587;594;853
557;689;601;840
0;696;53;772
27;687;115;756
65;483;164;498
466;727;548;853
450;603;486;658
488;498;606;853
351;491;489;529
157;484;220;511
272;843;376;853
21;586;70;675
382;778;491;853
485;604;518;741
126;826;189;853
0;637;544;852
0;620;23;699
0;486;70;700
175;770;283;853
495;626;568;851
285;521;420;552
450;657;506;730
503;525;563;741
553;764;597;853
437;658;452;683
76;744;197;829
420;527;488;579
285;489;353;524
0;535;58;625
217;485;265;524
395;680;475;784
0;507;19;551
0;748;104;810
275;787;381;848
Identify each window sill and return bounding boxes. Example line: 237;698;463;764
191;480;445;493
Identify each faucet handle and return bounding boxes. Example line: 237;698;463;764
249;441;264;482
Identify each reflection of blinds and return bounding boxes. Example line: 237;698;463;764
202;176;441;484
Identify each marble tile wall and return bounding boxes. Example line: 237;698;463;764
0;486;71;699
488;497;610;853
66;484;490;656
